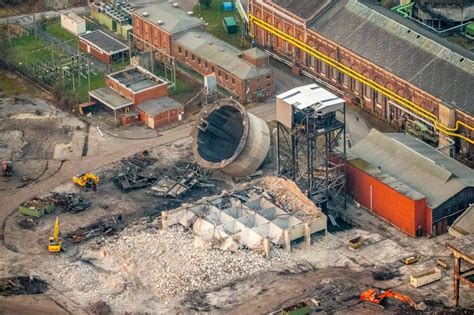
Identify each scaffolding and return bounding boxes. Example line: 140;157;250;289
276;84;346;210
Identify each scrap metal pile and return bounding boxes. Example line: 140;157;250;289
50;192;91;213
114;151;158;191
66;215;124;244
148;163;211;198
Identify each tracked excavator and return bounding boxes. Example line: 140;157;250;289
360;288;426;310
48;216;62;253
72;173;99;191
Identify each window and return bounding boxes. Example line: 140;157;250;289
198;58;201;65
353;79;360;93
331;68;337;80
218;70;221;77
192;54;195;62
307;54;316;68
185;51;188;58
364;85;371;98
319;60;327;75
212;66;215;72
376;91;384;104
178;47;182;54
232;78;235;85
342;74;349;87
205;61;208;69
225;74;228;81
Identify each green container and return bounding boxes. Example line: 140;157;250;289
223;17;238;34
467;22;474;37
19;200;54;218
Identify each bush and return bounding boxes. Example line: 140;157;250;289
199;0;212;8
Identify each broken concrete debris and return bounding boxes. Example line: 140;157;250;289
67;215;123;244
56;224;288;303
162;176;327;254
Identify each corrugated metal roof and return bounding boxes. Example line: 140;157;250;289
450;204;474;237
348;129;474;209
271;0;333;20
134;2;204;34
308;0;474;115
277;83;344;111
175;31;273;80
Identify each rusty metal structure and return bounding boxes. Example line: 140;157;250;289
446;235;474;306
275;84;346;210
192;99;271;177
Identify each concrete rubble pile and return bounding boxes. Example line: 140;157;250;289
163;176;327;253
55;223;288;303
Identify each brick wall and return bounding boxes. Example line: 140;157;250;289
248;0;474;154
106;76;168;106
172;42;274;103
79;39;111;64
138;107;184;129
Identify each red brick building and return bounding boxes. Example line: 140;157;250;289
88;66;184;128
346;129;474;237
131;2;275;103
79;30;128;64
248;0;474;162
173;31;275;102
132;2;204;56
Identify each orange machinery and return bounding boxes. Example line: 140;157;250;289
360;289;426;311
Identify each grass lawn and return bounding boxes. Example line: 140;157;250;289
193;0;250;49
70;73;106;102
5;35;63;66
44;18;78;45
0;70;29;96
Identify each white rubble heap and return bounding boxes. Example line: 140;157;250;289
55;222;289;305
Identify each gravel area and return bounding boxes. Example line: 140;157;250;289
55;222;289;307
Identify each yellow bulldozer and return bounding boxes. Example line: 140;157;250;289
48;216;62;253
72;173;99;191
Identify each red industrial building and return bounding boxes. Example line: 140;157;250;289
88;66;184;128
346;129;474;237
79;30;129;64
248;0;474;163
131;2;275;103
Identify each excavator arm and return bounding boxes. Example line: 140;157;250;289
360;289;426;311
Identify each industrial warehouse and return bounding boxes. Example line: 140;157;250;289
0;0;473;314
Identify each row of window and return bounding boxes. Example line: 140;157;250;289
305;54;385;105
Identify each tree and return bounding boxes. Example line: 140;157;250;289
199;0;212;9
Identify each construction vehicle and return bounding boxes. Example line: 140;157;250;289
72;173;99;191
48;216;62;253
1;160;13;177
360;288;426;311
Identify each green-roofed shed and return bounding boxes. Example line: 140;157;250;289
223;16;238;34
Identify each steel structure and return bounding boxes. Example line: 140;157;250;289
276;84;346;209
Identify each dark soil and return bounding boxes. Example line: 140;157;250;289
0;276;47;296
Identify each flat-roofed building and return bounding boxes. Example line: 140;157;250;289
79;30;129;64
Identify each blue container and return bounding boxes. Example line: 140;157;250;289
223;2;234;11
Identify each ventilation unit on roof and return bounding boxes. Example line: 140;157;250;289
173;3;179;7
157;20;164;25
188;11;194;15
142;12;149;17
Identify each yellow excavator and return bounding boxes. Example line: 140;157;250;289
48;216;62;253
72;173;99;191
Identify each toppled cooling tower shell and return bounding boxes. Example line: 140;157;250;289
192;100;270;177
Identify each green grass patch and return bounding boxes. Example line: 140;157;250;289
153;65;192;95
5;35;64;66
193;0;249;49
44;18;78;45
70;73;106;102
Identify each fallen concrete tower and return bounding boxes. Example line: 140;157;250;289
192;99;270;177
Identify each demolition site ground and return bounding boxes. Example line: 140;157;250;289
0;73;473;314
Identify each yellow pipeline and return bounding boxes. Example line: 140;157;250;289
249;14;474;144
